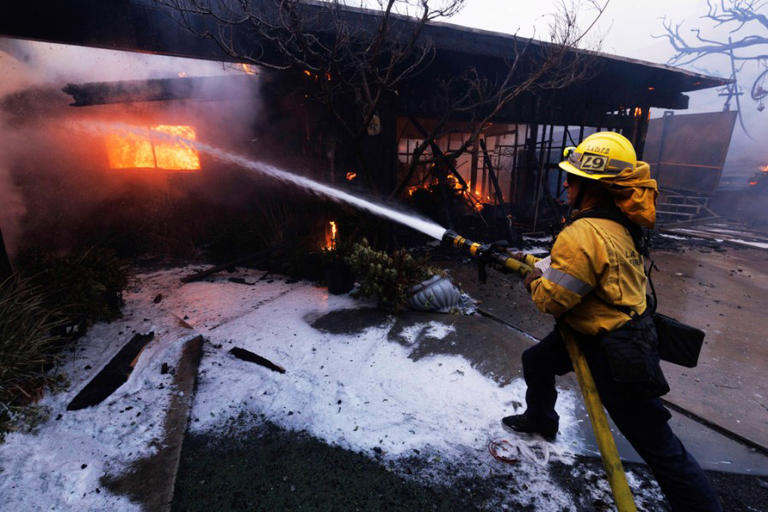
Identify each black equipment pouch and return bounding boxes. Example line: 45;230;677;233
598;311;670;399
652;313;704;368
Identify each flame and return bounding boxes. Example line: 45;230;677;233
633;107;643;117
406;184;431;196
749;181;759;186
303;69;330;81
459;187;485;211
346;171;358;181
178;72;188;78
324;221;338;250
238;63;256;75
761;164;768;173
105;125;201;171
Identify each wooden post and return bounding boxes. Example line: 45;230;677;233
470;136;479;194
633;105;651;161
0;225;12;282
480;138;515;243
525;123;539;212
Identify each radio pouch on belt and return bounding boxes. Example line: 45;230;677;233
652;313;704;368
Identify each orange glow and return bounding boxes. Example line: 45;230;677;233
178;72;188;78
633;107;643;117
647;86;655;91
238;63;256;75
106;125;201;171
324;221;338;250
461;187;485;211
346;171;358;181
303;69;328;81
761;164;768;173
406;183;432;196
749;181;759;186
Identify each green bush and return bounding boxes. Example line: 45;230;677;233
0;276;63;437
20;248;128;330
344;240;438;313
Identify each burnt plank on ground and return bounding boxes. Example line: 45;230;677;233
229;347;286;374
67;332;154;410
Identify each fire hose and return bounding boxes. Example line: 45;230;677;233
442;230;637;512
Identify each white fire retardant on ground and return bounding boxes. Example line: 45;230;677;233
0;267;666;510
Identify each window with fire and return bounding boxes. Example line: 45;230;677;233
105;125;201;171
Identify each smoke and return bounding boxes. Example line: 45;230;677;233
0;47;35;257
0;37;263;260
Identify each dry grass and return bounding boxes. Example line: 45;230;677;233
0;276;63;437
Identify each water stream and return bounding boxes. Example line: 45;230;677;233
194;140;448;241
82;122;448;241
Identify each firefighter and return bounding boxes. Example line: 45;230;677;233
503;131;722;511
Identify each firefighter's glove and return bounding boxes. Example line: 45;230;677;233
523;268;543;292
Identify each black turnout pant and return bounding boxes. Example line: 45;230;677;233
522;329;722;512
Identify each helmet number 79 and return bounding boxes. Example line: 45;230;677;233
580;153;607;171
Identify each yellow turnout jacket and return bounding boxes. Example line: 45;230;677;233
529;216;648;336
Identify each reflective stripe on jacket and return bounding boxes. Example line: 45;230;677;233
529;217;647;335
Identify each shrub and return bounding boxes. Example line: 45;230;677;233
20;248;128;332
344;239;438;313
0;276;63;437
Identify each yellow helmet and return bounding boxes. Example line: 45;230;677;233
559;131;636;181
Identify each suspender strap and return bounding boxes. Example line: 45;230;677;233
571;207;648;257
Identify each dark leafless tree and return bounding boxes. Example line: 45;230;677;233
156;0;466;138
658;0;768;114
155;0;607;199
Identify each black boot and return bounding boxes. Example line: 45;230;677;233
501;414;558;441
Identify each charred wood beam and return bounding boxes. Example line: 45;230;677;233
399;93;638;129
229;347;286;374
1;0;232;63
180;250;271;283
3;1;723;95
67;331;155;411
62;75;257;107
407;116;471;191
479;138;515;243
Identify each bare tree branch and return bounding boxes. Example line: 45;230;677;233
156;0;606;199
656;0;768;112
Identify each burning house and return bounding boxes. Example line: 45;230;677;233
0;0;729;274
5;5;768;511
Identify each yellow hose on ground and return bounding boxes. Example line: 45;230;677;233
560;324;637;512
440;229;636;509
